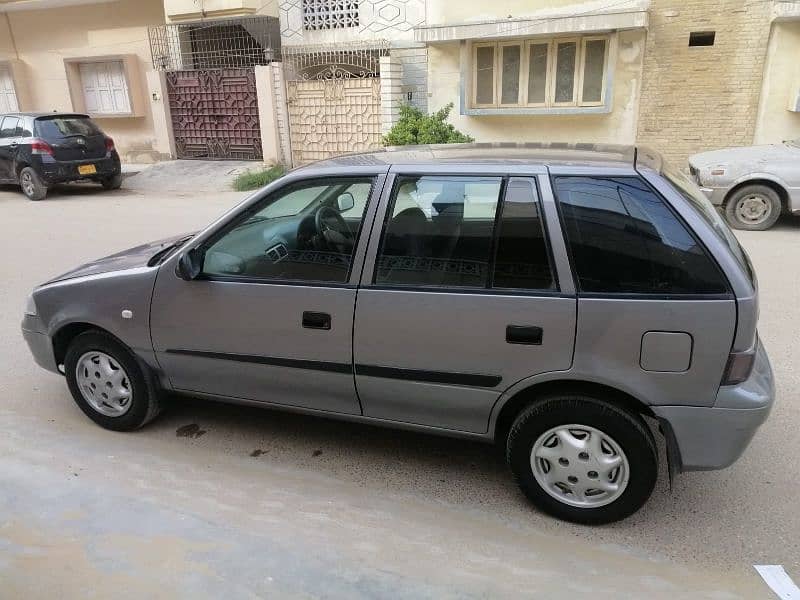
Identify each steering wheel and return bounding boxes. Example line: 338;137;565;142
314;206;353;252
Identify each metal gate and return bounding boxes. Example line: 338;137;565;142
286;77;381;165
166;68;261;160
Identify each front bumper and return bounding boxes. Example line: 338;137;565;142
21;314;59;374
653;341;774;472
697;185;728;206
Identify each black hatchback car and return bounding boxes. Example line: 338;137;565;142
0;112;122;201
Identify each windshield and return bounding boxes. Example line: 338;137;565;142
662;162;755;286
34;116;102;139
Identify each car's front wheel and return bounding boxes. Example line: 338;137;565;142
64;330;162;431
506;394;657;524
724;184;782;231
19;166;48;201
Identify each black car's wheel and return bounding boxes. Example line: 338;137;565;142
506;394;657;525
64;330;162;431
19;167;48;201
100;173;123;190
724;185;781;231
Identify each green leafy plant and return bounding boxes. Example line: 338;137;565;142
232;164;286;191
383;103;474;146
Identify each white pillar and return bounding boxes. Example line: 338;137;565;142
379;55;404;135
145;70;176;160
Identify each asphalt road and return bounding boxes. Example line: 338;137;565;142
1;179;798;598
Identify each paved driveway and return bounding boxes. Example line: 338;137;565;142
1;181;798;598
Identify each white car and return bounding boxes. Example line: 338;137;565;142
689;139;800;230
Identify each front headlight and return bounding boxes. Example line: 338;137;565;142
24;293;37;317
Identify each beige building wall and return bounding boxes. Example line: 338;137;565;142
754;20;800;144
426;29;646;145
637;0;773;164
0;0;166;163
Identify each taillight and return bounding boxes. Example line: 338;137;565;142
30;139;53;156
105;137;115;152
721;347;756;386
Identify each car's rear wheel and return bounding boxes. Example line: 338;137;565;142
100;173;123;190
64;331;162;431
724;185;781;231
19;167;48;201
506;394;657;524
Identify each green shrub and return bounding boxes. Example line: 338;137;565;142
232;164;286;191
383;103;473;146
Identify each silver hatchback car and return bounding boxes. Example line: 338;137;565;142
22;144;774;524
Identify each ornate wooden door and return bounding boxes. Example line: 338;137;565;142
166;68;261;160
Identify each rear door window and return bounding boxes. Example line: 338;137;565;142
34;116;102;139
553;176;729;295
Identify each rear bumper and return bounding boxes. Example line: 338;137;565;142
38;154;121;185
653;341;774;472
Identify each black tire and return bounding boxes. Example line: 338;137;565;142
19;166;48;201
724;185;781;231
506;394;657;525
64;330;162;431
100;173;123;190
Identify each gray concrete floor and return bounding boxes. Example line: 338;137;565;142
1;180;798;598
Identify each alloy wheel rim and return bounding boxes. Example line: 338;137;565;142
736;195;771;224
530;424;629;508
75;351;132;417
21;172;34;196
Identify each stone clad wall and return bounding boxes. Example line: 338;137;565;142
637;0;773;163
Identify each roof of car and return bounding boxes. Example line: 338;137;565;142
297;143;663;171
1;112;90;119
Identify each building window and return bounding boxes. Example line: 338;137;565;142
472;35;609;109
78;61;131;115
302;0;359;30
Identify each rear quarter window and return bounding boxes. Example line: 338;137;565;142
553;176;729;295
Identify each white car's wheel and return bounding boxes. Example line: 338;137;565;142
724;185;781;231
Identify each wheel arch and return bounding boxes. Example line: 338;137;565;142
492;379;655;445
52;322;117;368
724;177;789;211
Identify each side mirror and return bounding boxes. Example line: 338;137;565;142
336;192;355;212
176;248;203;281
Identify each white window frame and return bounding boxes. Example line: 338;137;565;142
472;42;497;109
523;40;552;108
469;34;611;111
498;41;524;107
578;36;610;107
78;60;131;116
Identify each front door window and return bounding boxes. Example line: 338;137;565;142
202;177;374;284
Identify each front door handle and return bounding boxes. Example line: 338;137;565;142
302;311;331;330
506;325;543;345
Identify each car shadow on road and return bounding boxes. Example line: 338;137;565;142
0;183;138;202
142;392;684;533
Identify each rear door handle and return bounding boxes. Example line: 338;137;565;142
302;311;331;330
506;325;543;345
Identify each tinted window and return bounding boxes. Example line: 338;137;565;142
554;176;728;294
34;116;102;139
661;162;754;285
492;178;556;290
375;176;503;288
202;178;373;283
0;116;20;138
